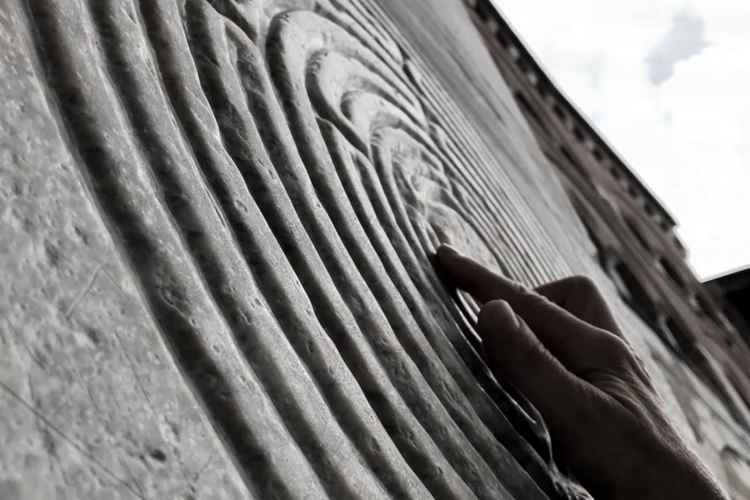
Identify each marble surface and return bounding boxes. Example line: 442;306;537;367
1;0;748;498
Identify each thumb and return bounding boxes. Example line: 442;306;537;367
478;300;593;437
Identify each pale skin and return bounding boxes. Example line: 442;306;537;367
435;244;728;500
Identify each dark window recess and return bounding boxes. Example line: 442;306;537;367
475;2;493;21
627;183;639;198
644;203;655;216
568;191;603;245
657;317;685;354
495;31;509;48
660;257;686;290
560;146;588;180
592;148;604;162
624;217;651;252
722;287;750;340
583;222;604;260
553;103;566;121
568;192;605;262
610;165;623;180
514;91;549;135
695;294;712;317
608;258;660;328
660;316;693;354
584;220;605;262
573;126;585;142
683;345;747;426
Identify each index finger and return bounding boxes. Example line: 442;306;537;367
435;245;526;303
435;244;625;374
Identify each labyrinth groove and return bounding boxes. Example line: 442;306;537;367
22;0;594;497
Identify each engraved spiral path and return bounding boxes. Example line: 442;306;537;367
26;0;591;498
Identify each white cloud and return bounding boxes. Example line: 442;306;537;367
646;9;708;84
493;0;750;279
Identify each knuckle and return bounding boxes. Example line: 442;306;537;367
568;275;598;295
520;287;550;307
511;281;532;297
598;334;633;364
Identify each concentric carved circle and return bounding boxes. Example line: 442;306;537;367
27;0;593;498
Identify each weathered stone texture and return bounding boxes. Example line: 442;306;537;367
466;1;750;497
1;0;749;499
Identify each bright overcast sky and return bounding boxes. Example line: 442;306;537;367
492;1;750;280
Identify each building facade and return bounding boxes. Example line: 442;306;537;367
467;2;750;495
1;0;749;498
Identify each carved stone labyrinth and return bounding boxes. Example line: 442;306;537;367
5;0;665;498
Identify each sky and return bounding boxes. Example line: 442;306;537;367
492;1;750;280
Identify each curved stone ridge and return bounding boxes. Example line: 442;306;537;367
29;0;750;497
13;0;594;497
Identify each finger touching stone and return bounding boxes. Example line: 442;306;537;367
477;300;591;435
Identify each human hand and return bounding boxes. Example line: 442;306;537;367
436;245;727;500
